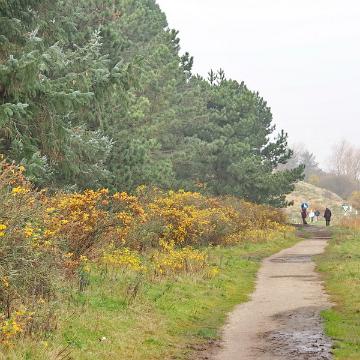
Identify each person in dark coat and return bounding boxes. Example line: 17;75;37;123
301;208;308;225
324;208;332;226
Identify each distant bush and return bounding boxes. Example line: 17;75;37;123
349;191;360;210
318;174;359;199
340;217;360;230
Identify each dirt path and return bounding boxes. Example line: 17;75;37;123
210;227;333;360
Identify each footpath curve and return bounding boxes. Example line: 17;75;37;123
210;226;333;360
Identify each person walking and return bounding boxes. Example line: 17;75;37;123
324;207;332;226
309;210;315;223
315;210;320;221
301;208;308;225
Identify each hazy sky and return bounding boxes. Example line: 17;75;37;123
156;0;360;167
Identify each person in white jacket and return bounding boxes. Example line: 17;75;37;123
309;210;315;223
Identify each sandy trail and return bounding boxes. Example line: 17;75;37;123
211;227;332;360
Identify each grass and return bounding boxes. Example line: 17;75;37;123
317;228;360;359
1;235;298;360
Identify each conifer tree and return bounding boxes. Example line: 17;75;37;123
0;0;303;205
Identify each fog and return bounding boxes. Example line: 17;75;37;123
156;0;360;168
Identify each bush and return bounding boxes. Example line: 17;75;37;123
0;158;291;345
0;160;63;343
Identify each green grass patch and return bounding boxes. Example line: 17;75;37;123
317;228;360;359
1;235;297;360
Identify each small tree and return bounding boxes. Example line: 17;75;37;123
328;140;360;181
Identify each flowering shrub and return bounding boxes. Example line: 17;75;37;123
0;307;33;345
0;224;6;237
147;190;235;247
101;246;144;272
0;159;62;343
152;240;207;276
0;157;291;344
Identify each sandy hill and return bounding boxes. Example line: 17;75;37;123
285;181;346;224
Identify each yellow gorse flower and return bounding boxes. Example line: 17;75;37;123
0;224;7;237
11;186;29;196
153;240;207;275
1;277;9;288
0;307;32;345
101;247;143;272
23;226;35;238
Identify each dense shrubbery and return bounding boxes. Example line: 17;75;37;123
0;159;291;345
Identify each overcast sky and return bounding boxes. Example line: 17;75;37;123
156;0;360;168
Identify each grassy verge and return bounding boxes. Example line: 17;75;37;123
317;228;360;359
2;235;297;360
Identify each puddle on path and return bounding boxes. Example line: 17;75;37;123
261;307;332;360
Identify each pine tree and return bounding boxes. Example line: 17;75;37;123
207;69;217;85
1;0;303;204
